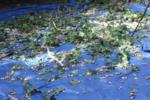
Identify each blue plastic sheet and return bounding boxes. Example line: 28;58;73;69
126;3;150;15
0;2;150;100
0;0;79;22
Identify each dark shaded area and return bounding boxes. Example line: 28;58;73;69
0;0;69;9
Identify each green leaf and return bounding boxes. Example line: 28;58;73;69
79;31;85;37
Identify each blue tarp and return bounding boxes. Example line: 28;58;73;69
0;2;150;100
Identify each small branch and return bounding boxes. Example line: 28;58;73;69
52;21;58;30
47;47;64;66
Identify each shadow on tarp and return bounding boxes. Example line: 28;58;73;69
0;0;88;22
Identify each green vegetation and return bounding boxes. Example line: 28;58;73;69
0;3;149;71
1;2;150;100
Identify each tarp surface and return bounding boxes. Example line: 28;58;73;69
0;2;150;100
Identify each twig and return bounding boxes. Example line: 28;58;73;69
52;21;58;31
46;47;64;66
